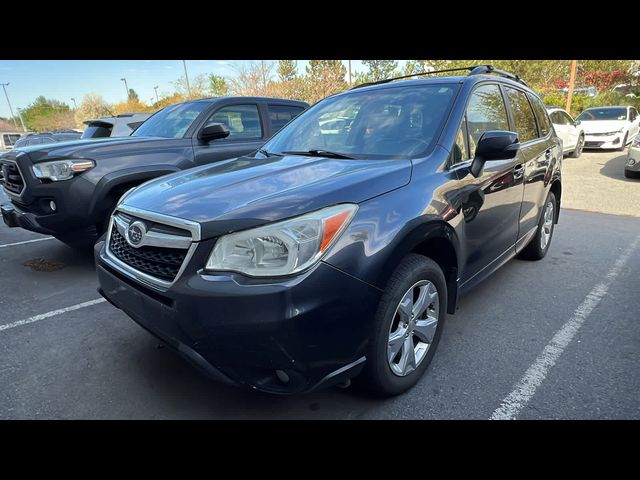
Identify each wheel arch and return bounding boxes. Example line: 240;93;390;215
90;166;182;222
380;219;461;315
549;178;562;223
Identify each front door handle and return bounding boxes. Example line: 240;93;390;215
513;164;524;180
545;149;552;160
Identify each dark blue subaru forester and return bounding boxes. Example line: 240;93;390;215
96;66;562;396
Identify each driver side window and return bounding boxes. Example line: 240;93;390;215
465;84;509;158
203;104;262;140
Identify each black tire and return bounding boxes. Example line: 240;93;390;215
359;254;447;397
569;134;584;158
617;133;628;152
625;169;639;179
519;191;556;261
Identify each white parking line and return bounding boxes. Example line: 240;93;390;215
0;298;106;333
490;234;640;420
0;237;54;248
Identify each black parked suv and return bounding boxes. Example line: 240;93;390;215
0;97;308;248
96;66;562;396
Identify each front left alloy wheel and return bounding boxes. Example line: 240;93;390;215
360;254;447;397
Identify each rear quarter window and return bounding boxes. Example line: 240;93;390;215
529;95;552;136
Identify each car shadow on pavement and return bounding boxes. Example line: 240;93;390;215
119;328;381;419
597;151;637;182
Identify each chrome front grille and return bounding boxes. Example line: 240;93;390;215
105;209;198;289
109;228;187;281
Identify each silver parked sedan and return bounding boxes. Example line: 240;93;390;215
626;135;640;178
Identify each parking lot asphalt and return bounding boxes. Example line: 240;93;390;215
0;150;638;419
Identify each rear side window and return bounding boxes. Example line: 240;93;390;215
630;109;637;122
205;104;263;139
505;87;538;142
3;134;21;146
268;104;304;133
466;84;509;158
529;95;552;136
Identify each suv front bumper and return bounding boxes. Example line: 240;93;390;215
95;238;382;394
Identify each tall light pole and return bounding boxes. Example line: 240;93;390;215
182;60;192;97
0;83;18;129
153;85;159;103
71;97;77;109
120;77;130;100
566;60;578;114
16;107;27;132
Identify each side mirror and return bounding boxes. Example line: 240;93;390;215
199;123;230;141
574;120;581;126
470;130;519;178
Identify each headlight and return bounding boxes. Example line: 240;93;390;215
632;136;640;147
32;159;95;181
206;204;358;277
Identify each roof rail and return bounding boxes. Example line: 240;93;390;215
351;64;527;90
469;65;528;86
351;66;478;89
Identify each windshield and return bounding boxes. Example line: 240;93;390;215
132;102;209;138
577;108;628;122
262;84;457;159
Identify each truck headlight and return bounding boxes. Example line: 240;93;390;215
632;136;640;147
206;204;358;277
32;159;95;181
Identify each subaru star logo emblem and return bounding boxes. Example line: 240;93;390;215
126;221;146;247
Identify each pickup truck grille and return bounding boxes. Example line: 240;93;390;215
0;161;25;195
107;212;192;284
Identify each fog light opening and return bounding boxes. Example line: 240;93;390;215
275;369;290;384
49;201;57;212
613;137;620;145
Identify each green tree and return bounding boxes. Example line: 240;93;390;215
277;60;298;82
208;74;229;96
361;60;398;82
20;96;71;131
128;88;139;102
304;60;347;104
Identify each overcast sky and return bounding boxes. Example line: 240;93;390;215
0;60;409;118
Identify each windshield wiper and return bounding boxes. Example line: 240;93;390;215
257;149;281;158
281;149;355;159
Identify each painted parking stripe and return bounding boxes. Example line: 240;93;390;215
490;234;640;420
0;237;54;248
0;298;106;333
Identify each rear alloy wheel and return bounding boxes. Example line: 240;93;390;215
519;191;556;261
569;134;584;158
359;254;446;397
617;133;628;152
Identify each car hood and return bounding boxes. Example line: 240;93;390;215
581;120;628;134
121;154;412;239
9;136;175;163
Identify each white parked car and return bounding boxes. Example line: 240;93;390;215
547;107;585;158
576;106;640;151
0;131;23;152
625;136;640;178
